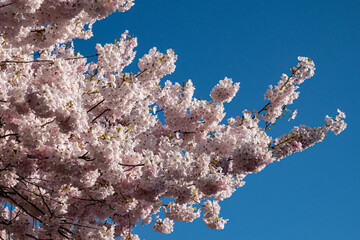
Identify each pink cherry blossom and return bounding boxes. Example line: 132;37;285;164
0;1;347;239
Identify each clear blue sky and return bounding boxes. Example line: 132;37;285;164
74;1;359;239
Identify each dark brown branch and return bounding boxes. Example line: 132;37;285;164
91;108;110;123
87;99;105;113
72;196;106;203
155;107;164;113
19;178;53;193
24;234;38;239
252;67;301;121
61;221;99;230
257;102;271;116
0;53;99;65
191;198;205;207
0;133;18;139
10;187;45;215
0;164;11;172
24;177;56;183
1;59;55;64
268;134;298;150
79;157;95;162
37;187;53;217
78;152;95;162
59;226;73;235
64;53;99;60
119;163;145;172
135;68;147;77
119;163;145;167
57;229;70;239
11;186;61;206
0;188;16;197
124;166;135;172
10;206;21;221
25;234;52;240
78;151;89;158
118;191;128;201
0;3;12;8
0;188;42;223
0;219;11;226
40;119;55;128
127;213;131;236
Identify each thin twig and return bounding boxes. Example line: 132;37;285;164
0;164;11;172
191;198;205;207
119;163;145;167
280;67;300;90
25;233;52;240
0;3;12;8
1;59;55;64
59;226;73;235
61;221;100;230
91;108;110;123
0;189;42;223
0;53;99;65
20;178;53;193
127;213;131;236
64;53;99;60
87;99;105;113
10;187;45;215
252;67;301;121
0;133;18;139
78;152;95;162
57;229;70;239
118;191;128;201
257;102;271;116
119;163;145;172
40;119;55;128
16;185;62;205
37;186;53;217
135;68;147;77
268;134;298;150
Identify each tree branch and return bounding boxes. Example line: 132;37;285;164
91;108;110;123
37;186;53;217
10;187;45;215
0;3;12;9
87;99;105;113
40;119;55;128
0;133;18;139
119;163;145;167
78;152;96;162
0;188;42;223
135;68;147;77
0;53;99;65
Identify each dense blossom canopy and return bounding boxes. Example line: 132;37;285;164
0;0;347;239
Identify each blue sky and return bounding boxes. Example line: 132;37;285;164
74;1;360;239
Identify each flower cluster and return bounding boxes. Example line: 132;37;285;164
262;57;315;124
0;0;135;51
325;109;347;135
0;1;346;240
210;77;240;103
151;218;174;234
202;200;228;230
163;202;201;223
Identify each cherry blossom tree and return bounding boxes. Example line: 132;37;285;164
0;1;347;239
